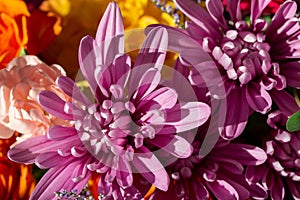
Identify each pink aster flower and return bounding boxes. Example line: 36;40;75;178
8;2;210;199
173;0;300;139
144;135;268;199
0;55;69;140
246;107;300;200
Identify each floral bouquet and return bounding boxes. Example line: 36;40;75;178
1;0;300;199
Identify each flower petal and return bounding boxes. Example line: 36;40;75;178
164;102;211;132
133;146;169;191
135;27;168;71
30;161;91;200
219;86;250;140
246;83;272;114
38;90;73;120
56;76;91;105
226;0;242;22
147;134;192;158
250;0;271;23
174;0;222;38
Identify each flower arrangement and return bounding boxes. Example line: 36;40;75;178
0;0;300;199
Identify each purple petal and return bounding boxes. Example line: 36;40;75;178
30;161;91;200
135;27;168;71
250;0;271;23
8;135;48;164
266;1;297;38
270;90;299;116
133;146;169;191
131;68;161;101
280;61;300;88
286;179;300;199
38;90;73;120
95;2;124;48
116;157;133;188
78;36;98;95
174;0;222;38
270;175;285;200
226;0;242;22
165;102;211;132
206;0;228;30
246;83;272;114
35;153;73;169
96;54;131;98
206;179;239;200
216;144;267;165
47;126;77;141
219;86;250;140
136;87;178;113
147;134;192;158
246;164;269;184
56;76;91;105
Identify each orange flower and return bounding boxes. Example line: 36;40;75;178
0;0;62;69
0;133;35;200
0;0;28;69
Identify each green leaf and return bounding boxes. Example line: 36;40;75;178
286;110;300;132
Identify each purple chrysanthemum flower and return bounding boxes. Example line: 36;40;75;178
8;2;211;199
144;135;268;200
246;107;300;200
173;0;300;139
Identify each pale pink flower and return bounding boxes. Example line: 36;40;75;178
0;55;70;140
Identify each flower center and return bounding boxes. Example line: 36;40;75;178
73;85;157;159
205;19;285;88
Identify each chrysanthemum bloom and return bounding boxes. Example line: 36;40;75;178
9;2;210;199
0;55;69;140
246;108;300;199
0;134;35;200
144;134;268;200
173;0;300;139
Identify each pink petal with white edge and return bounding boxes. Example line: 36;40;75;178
206;0;228;30
147;134;192;158
133;146;169;191
270;175;285;200
226;0;242;22
38;90;73;120
78;36;98;95
56;76;91;105
246;82;272;114
116;156;133;188
131;68;161;101
95;2;124;66
95;2;124;48
217;144;267;165
136;87;178;113
47;125;77;141
206;179;239;200
30;161;91;200
266;1;297;38
165;102;210;132
219;86;250;140
250;0;271;24
174;0;222;39
135;27;168;71
96;54;131;98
